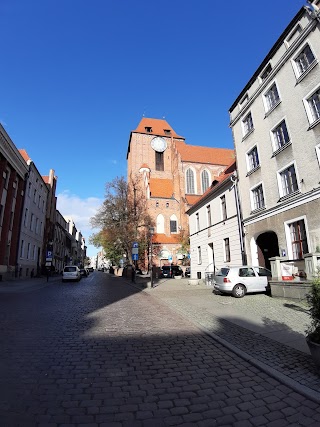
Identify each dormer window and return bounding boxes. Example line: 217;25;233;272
145;127;152;133
164;129;171;135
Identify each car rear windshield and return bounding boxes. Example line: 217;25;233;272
215;268;230;276
64;266;76;272
162;266;170;271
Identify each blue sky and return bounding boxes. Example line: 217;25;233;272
1;0;305;256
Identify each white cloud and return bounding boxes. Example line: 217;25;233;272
56;191;103;257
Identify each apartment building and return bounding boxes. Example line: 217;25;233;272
187;161;244;280
18;150;48;278
229;2;320;271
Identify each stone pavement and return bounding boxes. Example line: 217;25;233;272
129;276;320;404
1;272;320;426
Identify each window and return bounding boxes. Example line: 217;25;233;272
170;219;177;233
9;211;14;230
285;25;302;47
33;189;37;203
156;201;159;207
251;184;265;210
33;245;37;261
294;44;315;76
247;146;259;171
272;120;290;151
164;129;171;135
28;182;32;197
279;164;298;197
239;94;249;108
201;170;210;193
4;169;10;189
36;218;39;234
197;246;202;264
260;64;272;82
224;238;230;263
186;168;195;194
242;112;254;136
196;213;200;232
156;214;164;234
30;214;34;231
306;88;320;124
24;208;28;226
207;205;212;237
155;151;164;171
20;240;24;258
166;202;169;208
288;219;308;259
145;127;152;133
221;195;227;221
264;83;280;111
38;195;41;208
27;243;31;259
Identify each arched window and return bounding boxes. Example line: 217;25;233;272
186;168;195;194
156;214;165;234
201;170;210;193
170;214;178;233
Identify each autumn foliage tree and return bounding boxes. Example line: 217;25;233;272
90;176;153;266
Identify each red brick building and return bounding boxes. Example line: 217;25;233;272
0;124;28;279
127;117;234;266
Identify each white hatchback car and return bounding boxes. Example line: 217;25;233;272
62;265;81;282
213;266;272;298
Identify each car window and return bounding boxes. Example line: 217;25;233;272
255;267;272;277
162;266;170;271
239;268;256;277
215;268;229;276
64;266;76;272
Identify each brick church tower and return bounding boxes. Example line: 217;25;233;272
127;117;234;266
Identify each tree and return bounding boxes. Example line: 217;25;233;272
90;176;154;266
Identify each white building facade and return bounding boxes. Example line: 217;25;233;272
187;162;244;281
229;2;320;272
18;151;48;278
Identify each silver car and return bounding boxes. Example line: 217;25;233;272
213;266;271;298
62;265;81;282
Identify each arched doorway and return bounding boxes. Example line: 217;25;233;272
256;231;279;270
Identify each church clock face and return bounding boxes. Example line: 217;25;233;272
151;137;167;152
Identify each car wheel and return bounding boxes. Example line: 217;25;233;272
232;284;246;298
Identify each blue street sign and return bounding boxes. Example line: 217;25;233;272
168;256;172;262
132;253;139;261
132;242;139;248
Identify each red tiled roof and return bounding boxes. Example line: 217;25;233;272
149;178;174;198
152;233;181;244
18;149;30;162
176;140;234;166
185;195;202;205
133;117;184;139
42;176;50;184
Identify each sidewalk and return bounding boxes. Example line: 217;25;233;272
0;275;61;293
128;275;320;404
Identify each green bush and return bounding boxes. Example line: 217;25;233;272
306;269;320;344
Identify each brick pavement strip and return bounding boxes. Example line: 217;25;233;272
1;273;320;426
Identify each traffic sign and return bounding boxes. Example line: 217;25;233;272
132;242;139;248
132;253;139;261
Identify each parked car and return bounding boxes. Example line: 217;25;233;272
88;267;94;272
62;265;81;282
161;265;184;278
185;267;191;278
213;266;271;298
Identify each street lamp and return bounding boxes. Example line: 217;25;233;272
149;227;154;288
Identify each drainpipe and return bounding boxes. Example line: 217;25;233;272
230;173;247;265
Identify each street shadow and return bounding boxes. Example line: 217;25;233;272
283;302;310;314
2;273;320;425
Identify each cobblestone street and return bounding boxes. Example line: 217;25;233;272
1;272;320;426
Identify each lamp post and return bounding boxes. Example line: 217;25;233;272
149;227;154;288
